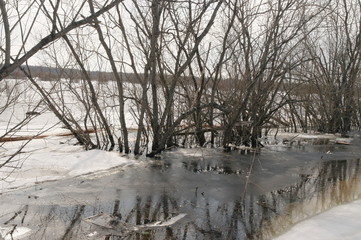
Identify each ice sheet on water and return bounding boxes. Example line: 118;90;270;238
84;213;187;233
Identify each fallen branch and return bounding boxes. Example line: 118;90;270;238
0;129;97;143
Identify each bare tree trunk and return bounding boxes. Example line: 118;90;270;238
62;35;115;150
0;0;10;66
133;86;148;155
114;5;147;155
149;0;162;152
88;0;129;153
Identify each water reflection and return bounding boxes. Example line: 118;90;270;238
182;160;243;175
0;154;361;239
259;159;361;239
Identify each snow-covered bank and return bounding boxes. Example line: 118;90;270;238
0;79;140;192
0;136;139;192
275;199;361;240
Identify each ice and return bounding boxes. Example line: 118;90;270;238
145;213;187;227
84;212;187;234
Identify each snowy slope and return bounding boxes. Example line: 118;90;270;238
275;199;361;240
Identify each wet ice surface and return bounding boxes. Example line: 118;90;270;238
1;138;361;239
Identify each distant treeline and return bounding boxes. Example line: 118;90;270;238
6;65;140;84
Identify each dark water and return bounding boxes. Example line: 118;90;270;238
1;137;361;239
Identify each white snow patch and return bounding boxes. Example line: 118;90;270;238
0;226;31;240
274;199;361;240
0;137;139;192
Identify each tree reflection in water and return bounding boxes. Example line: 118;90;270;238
1;158;361;239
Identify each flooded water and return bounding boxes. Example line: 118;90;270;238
1;137;361;239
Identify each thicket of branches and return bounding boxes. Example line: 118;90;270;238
1;0;361;157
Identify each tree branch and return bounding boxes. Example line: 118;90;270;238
0;0;10;66
0;0;123;81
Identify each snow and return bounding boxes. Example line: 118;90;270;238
274;199;361;240
0;136;139;192
0;226;31;240
0;79;141;192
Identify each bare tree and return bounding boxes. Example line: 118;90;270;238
0;0;123;81
87;0;129;153
216;0;329;148
3;0;360;160
120;0;223;156
301;0;361;135
0;1;126;156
